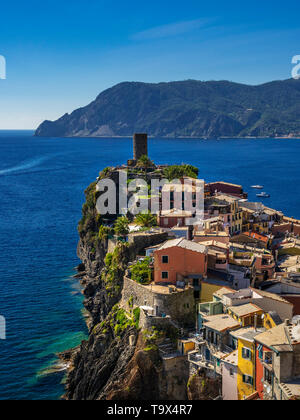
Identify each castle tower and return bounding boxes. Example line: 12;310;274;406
133;133;148;161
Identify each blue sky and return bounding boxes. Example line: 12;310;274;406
0;0;299;129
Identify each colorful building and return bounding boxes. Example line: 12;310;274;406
154;238;208;285
255;320;300;400
222;350;239;400
206;182;247;199
227;303;264;328
231;327;265;400
157;209;193;228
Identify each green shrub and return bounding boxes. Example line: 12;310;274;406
133;307;141;328
114;216;130;237
135;212;157;228
131;257;152;285
105;253;113;267
163;164;199;180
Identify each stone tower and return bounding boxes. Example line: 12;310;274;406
133;133;148;161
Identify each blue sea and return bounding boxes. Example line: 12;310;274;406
0;130;300;400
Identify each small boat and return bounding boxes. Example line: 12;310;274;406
256;192;270;198
251;185;264;189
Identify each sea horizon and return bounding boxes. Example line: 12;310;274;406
1;131;300;399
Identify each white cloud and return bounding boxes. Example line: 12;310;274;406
131;19;211;41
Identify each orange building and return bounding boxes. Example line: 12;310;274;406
154;238;208;285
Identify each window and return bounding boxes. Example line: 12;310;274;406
164;218;169;226
162;272;169;280
258;345;263;360
264;351;273;365
242;375;253;386
230;368;234;377
264;368;272;385
242;347;252;360
162;255;169;264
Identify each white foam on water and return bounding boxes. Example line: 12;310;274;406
0;153;62;176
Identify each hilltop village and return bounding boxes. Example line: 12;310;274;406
66;134;300;401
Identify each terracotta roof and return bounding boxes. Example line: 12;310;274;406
207;181;243;189
157;238;207;254
243;232;269;243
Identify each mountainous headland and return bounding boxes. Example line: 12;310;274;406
35;79;300;139
62;134;300;401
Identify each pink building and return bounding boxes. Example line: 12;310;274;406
222;350;238;401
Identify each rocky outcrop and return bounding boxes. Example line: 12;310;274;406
187;371;222;400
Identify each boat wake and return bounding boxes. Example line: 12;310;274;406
0;154;61;176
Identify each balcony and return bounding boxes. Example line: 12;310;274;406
188;352;215;371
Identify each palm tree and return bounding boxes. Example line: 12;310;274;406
114;216;129;237
135;211;157;228
137;155;155;171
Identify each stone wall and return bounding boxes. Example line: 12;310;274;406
160;355;189;400
128;231;168;252
121;276;195;326
139;308;173;330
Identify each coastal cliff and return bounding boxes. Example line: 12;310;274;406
35;79;300;139
63;165;223;401
64;173;186;400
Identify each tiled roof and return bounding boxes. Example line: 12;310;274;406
268;311;283;326
214;194;240;203
243;232;269;243
213;287;236;299
157;238;207;254
204;314;240;333
228;303;263;317
255;324;289;348
230;327;266;342
251;288;293;305
160;209;193;217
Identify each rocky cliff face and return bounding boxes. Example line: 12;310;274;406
64;175;219;400
187;371;222;400
66;230;190;400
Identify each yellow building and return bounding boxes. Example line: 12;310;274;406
200;281;224;303
178;339;195;355
227;303;264;328
263;311;282;330
231;327;265;400
216;194;243;235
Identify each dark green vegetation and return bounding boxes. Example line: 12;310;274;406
35;79;300;138
78;181;101;238
114;216;130;237
102;244;130;298
130;257;152;285
163;164;199;180
93;304;140;338
135;211;158;228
